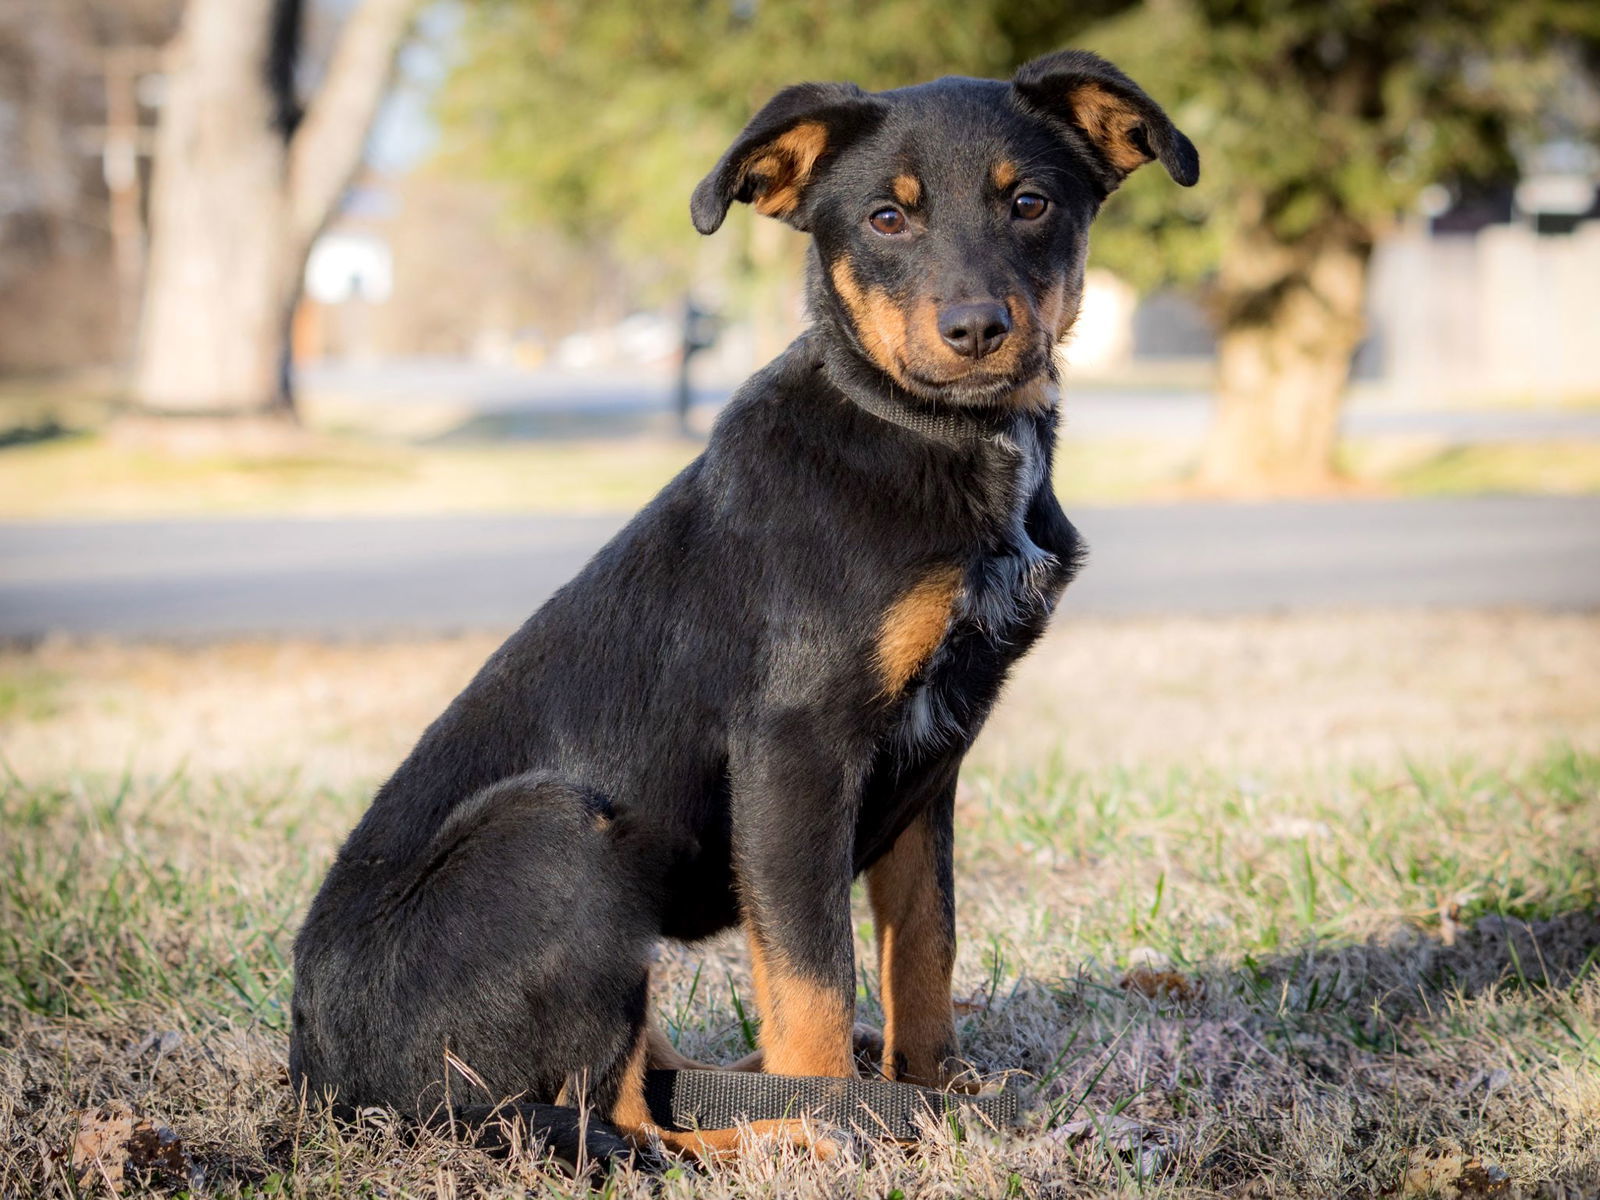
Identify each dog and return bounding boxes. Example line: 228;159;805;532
289;48;1197;1164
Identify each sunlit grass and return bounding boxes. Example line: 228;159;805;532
1359;439;1600;497
4;749;1598;1196
1;428;1597;520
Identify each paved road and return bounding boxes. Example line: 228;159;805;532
2;496;1596;640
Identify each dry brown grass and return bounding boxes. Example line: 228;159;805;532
5;611;1597;786
3;611;1599;1197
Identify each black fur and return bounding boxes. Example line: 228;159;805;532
290;49;1195;1165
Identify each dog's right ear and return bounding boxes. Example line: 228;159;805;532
1012;50;1198;191
691;82;884;235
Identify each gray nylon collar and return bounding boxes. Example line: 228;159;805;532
846;387;1016;445
812;331;1053;445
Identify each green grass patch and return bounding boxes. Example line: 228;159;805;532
0;668;64;723
1373;439;1600;497
2;425;1596;521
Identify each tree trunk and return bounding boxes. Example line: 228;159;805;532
1198;220;1373;492
133;0;413;418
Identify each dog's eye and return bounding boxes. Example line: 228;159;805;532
869;207;907;236
1012;193;1049;221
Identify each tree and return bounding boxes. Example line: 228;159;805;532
444;2;1009;261
448;0;1597;490
1007;0;1600;489
441;1;1115;359
133;0;414;418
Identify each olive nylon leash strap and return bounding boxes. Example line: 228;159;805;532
642;1069;1019;1140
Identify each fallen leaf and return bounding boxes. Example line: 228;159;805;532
1119;967;1198;1003
1399;1148;1510;1198
70;1101;192;1194
1049;1113;1144;1143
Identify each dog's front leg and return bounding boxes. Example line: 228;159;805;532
731;738;860;1079
866;785;974;1091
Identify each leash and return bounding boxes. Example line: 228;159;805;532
643;1069;1018;1141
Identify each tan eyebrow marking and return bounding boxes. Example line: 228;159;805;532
891;173;922;208
990;159;1019;190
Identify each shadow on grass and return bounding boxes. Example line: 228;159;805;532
963;906;1600;1195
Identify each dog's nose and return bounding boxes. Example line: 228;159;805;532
938;301;1012;359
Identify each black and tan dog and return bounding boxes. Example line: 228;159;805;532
289;49;1196;1162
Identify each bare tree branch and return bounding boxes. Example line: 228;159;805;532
286;0;416;254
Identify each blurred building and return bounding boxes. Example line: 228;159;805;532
0;2;178;374
1367;155;1600;404
1118;163;1600;403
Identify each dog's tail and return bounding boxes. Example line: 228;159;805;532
446;1102;662;1173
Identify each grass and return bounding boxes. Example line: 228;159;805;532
1361;440;1600;498
0;432;1193;519
2;615;1599;1196
0;430;1596;520
4;754;1598;1197
0;433;701;520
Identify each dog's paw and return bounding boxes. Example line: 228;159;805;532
883;1054;984;1094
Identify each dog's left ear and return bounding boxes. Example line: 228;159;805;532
691;82;885;235
1011;50;1199;190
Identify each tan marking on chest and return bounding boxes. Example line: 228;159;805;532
875;565;963;695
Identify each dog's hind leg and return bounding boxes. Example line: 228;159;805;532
451;1101;644;1168
293;769;666;1160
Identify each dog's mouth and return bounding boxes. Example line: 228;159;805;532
894;342;1052;407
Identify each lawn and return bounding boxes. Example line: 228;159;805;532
3;612;1599;1197
0;430;1597;520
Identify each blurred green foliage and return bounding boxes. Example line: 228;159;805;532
439;1;1029;269
1073;0;1600;296
441;0;1599;295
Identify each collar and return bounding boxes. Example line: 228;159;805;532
819;339;1048;446
847;387;1017;444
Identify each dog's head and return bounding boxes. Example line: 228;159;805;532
692;51;1197;407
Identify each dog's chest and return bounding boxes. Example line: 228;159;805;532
890;421;1069;757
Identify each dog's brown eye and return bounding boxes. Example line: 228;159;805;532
1012;193;1048;221
869;207;907;235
